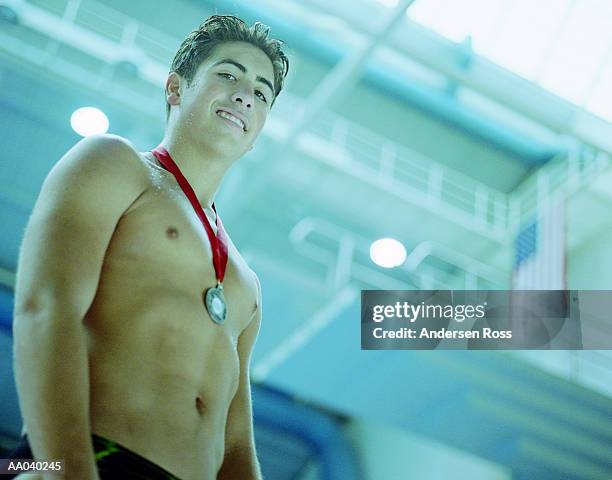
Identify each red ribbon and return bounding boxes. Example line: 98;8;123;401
151;146;228;283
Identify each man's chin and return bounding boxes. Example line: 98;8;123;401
197;137;248;160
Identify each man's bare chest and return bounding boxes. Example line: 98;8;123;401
98;180;258;332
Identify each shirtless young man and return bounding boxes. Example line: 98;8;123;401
10;15;289;480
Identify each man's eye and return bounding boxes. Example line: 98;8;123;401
255;90;268;103
219;73;236;81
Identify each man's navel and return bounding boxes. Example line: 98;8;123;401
195;394;206;415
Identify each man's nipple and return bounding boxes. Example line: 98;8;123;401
166;226;179;239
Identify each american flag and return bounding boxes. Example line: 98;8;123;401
509;195;575;348
513;196;566;290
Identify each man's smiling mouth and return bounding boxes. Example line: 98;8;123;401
216;109;246;132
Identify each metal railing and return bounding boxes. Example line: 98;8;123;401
509;144;612;231
273;95;510;240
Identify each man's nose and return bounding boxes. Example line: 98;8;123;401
231;90;253;109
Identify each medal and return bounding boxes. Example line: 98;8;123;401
152;146;229;325
205;282;227;324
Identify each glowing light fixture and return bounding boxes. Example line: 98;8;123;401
70;107;109;137
370;238;407;268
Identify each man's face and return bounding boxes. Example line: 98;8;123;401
171;41;275;159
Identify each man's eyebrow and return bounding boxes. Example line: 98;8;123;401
212;58;275;97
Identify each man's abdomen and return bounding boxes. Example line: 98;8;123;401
86;301;240;480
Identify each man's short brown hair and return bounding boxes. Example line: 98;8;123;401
167;14;289;117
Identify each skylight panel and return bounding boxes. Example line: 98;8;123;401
405;0;612;123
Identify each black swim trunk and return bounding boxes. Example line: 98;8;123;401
4;434;182;479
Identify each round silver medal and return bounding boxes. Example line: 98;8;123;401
205;284;227;324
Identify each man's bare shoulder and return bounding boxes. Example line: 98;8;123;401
57;134;149;179
39;134;153;210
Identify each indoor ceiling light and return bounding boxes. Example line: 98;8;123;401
370;237;407;268
70;106;109;137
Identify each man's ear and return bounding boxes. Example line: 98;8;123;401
166;72;182;107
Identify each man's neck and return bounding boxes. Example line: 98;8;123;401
157;135;233;209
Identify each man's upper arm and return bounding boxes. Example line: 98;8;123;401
224;272;263;453
14;134;148;321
